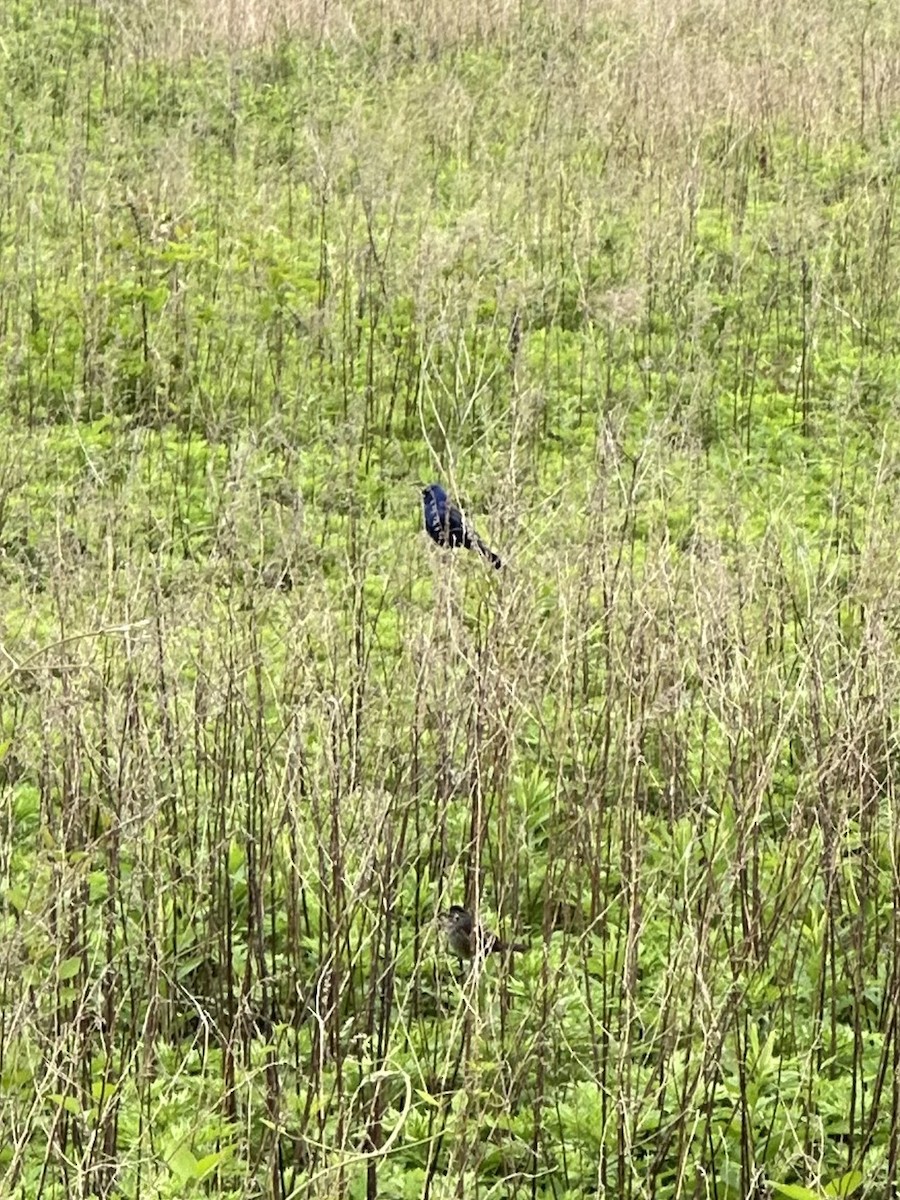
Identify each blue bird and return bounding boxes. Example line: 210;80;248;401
421;483;502;569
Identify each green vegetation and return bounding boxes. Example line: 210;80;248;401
2;0;900;1196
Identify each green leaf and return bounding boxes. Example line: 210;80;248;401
57;956;81;981
770;1183;824;1200
47;1092;82;1117
824;1171;863;1198
166;1142;199;1183
194;1146;234;1179
4;887;27;913
88;871;108;902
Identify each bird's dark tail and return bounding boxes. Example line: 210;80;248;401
475;537;503;569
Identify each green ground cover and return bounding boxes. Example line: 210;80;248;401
2;0;900;1196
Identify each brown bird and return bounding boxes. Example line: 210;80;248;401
438;905;527;961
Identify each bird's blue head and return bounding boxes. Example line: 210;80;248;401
422;483;447;505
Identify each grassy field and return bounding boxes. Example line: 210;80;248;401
2;0;900;1196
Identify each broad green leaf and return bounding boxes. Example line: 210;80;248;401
770;1183;824;1200
165;1143;199;1183
89;871;108;902
195;1147;234;1179
47;1093;82;1117
824;1172;863;1198
4;887;27;913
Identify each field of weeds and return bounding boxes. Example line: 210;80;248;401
2;1;900;1196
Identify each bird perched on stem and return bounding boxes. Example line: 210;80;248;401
438;905;527;961
420;483;502;569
